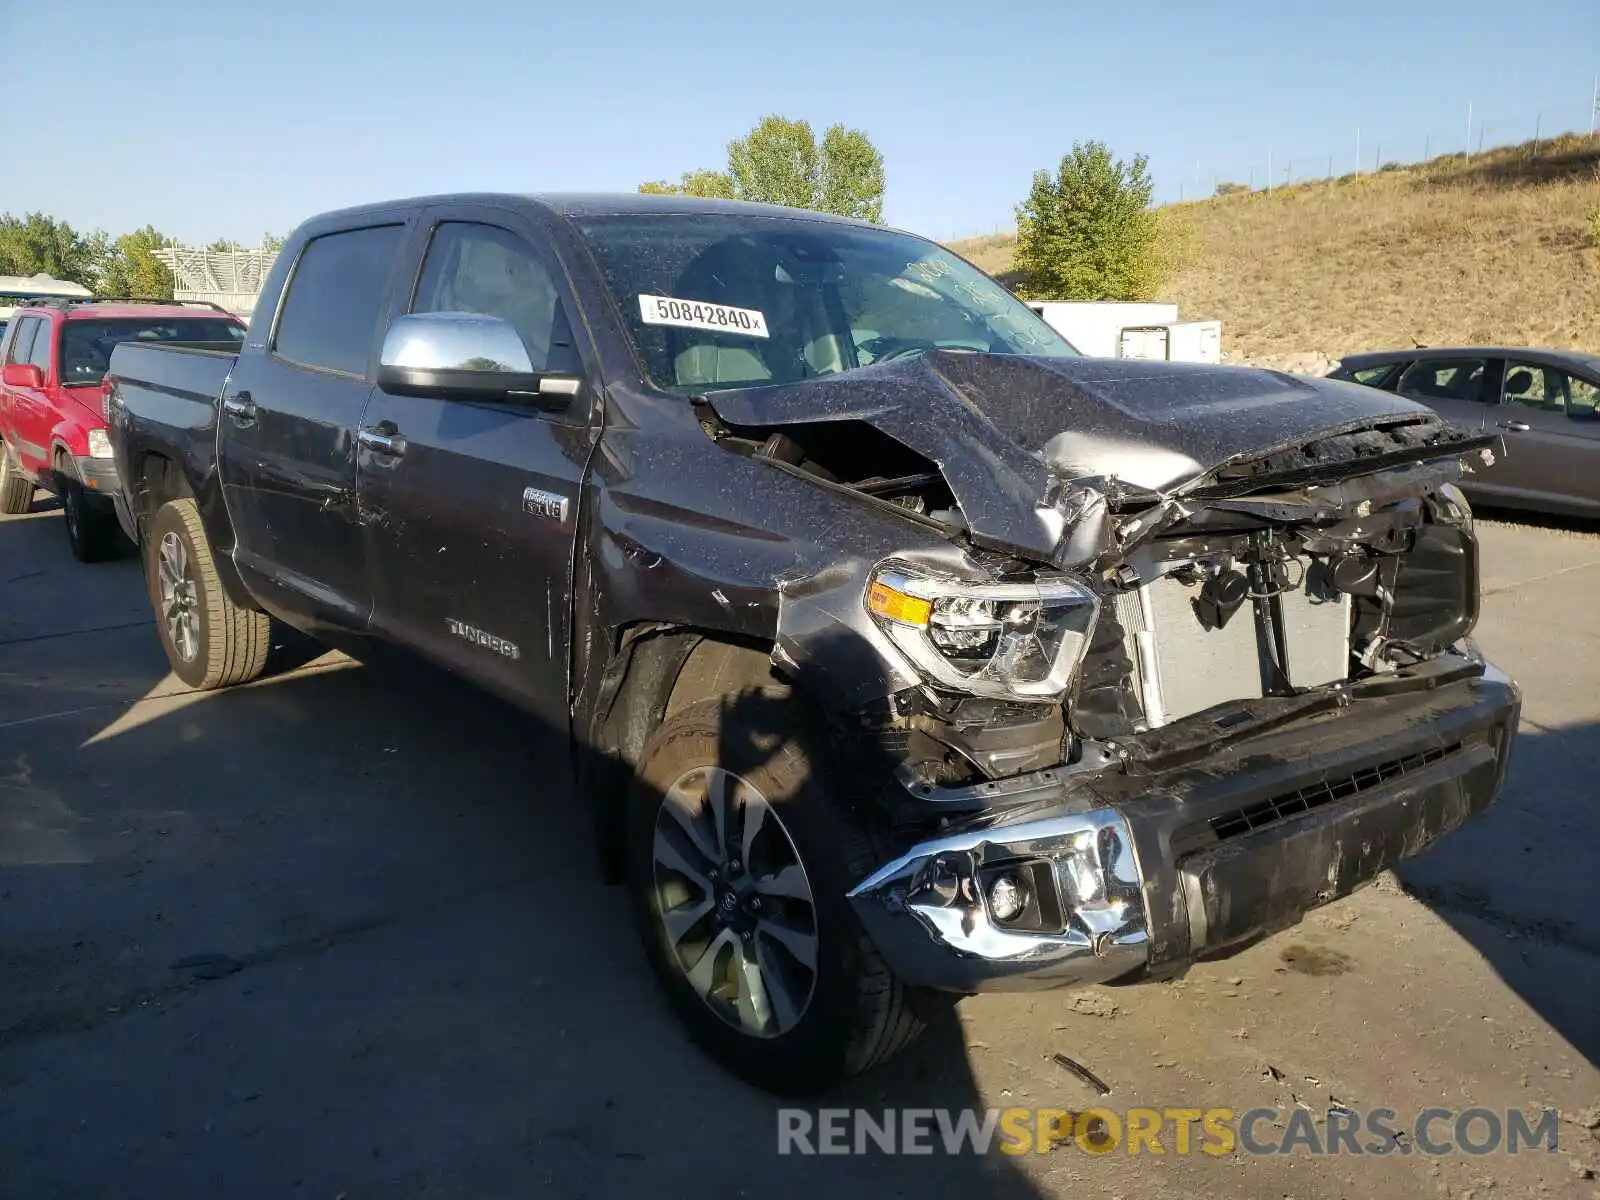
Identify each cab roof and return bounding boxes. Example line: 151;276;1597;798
295;191;882;233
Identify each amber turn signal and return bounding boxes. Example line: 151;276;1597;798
867;580;933;627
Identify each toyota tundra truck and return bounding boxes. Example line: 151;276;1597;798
106;193;1520;1093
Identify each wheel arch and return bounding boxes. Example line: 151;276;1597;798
135;452;257;611
578;623;789;884
50;438;76;483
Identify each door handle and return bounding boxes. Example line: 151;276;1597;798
1497;420;1531;432
221;391;256;423
357;426;408;457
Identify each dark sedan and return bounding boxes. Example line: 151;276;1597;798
1329;346;1600;517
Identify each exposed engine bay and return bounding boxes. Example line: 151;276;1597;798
694;351;1501;806
701;374;1494;799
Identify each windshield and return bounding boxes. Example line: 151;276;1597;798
60;317;246;386
574;214;1078;392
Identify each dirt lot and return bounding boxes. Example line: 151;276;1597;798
2;502;1598;1198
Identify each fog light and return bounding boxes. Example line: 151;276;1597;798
987;874;1027;922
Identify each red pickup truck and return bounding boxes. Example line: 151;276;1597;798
0;299;246;559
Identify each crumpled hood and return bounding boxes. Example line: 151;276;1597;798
920;352;1436;489
703;350;1449;565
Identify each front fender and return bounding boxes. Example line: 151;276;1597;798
571;426;961;728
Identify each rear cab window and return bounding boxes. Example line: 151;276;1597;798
272;225;406;376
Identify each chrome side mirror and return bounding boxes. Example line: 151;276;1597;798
376;312;579;408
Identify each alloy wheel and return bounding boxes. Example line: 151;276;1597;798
651;766;819;1038
157;531;201;663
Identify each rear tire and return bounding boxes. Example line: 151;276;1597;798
145;498;270;690
61;477;125;562
0;441;32;514
625;692;932;1094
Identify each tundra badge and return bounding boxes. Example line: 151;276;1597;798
523;487;569;522
445;618;520;660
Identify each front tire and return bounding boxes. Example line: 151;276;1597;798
61;477;125;562
145;498;270;690
625;693;931;1093
0;441;32;514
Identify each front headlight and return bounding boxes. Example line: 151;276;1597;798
87;428;113;459
866;565;1100;699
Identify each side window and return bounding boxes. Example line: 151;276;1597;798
6;317;38;366
27;320;54;372
273;225;405;376
1350;364;1396;388
411;222;580;375
1497;364;1587;416
1398;358;1485;403
1567;374;1600;421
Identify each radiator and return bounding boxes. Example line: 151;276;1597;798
1117;573;1351;728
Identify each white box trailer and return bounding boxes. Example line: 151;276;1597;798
0;273;93;326
1025;300;1222;364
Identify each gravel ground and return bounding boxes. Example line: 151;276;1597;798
2;502;1597;1199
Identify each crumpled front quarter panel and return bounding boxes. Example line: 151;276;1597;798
576;392;961;712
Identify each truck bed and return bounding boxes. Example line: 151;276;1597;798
106;341;240;542
108;341;239;408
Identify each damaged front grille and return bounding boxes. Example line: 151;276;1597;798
1208;742;1464;841
1117;572;1350;729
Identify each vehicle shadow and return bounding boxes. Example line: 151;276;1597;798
1394;717;1600;1066
0;522;1043;1196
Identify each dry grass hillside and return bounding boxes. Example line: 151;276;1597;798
949;133;1600;364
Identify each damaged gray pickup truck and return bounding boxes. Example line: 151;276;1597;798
106;194;1520;1093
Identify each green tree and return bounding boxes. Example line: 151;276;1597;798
641;114;885;220
207;238;246;252
817;125;886;223
98;226;175;299
0;212;98;285
639;169;736;199
1012;141;1164;301
727;116;821;210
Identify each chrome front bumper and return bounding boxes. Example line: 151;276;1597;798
849;656;1520;994
849;808;1150;992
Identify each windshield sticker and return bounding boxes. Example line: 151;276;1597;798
639;295;769;339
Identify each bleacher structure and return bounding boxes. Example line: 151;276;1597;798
151;245;279;318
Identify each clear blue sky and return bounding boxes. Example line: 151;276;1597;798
2;0;1595;246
